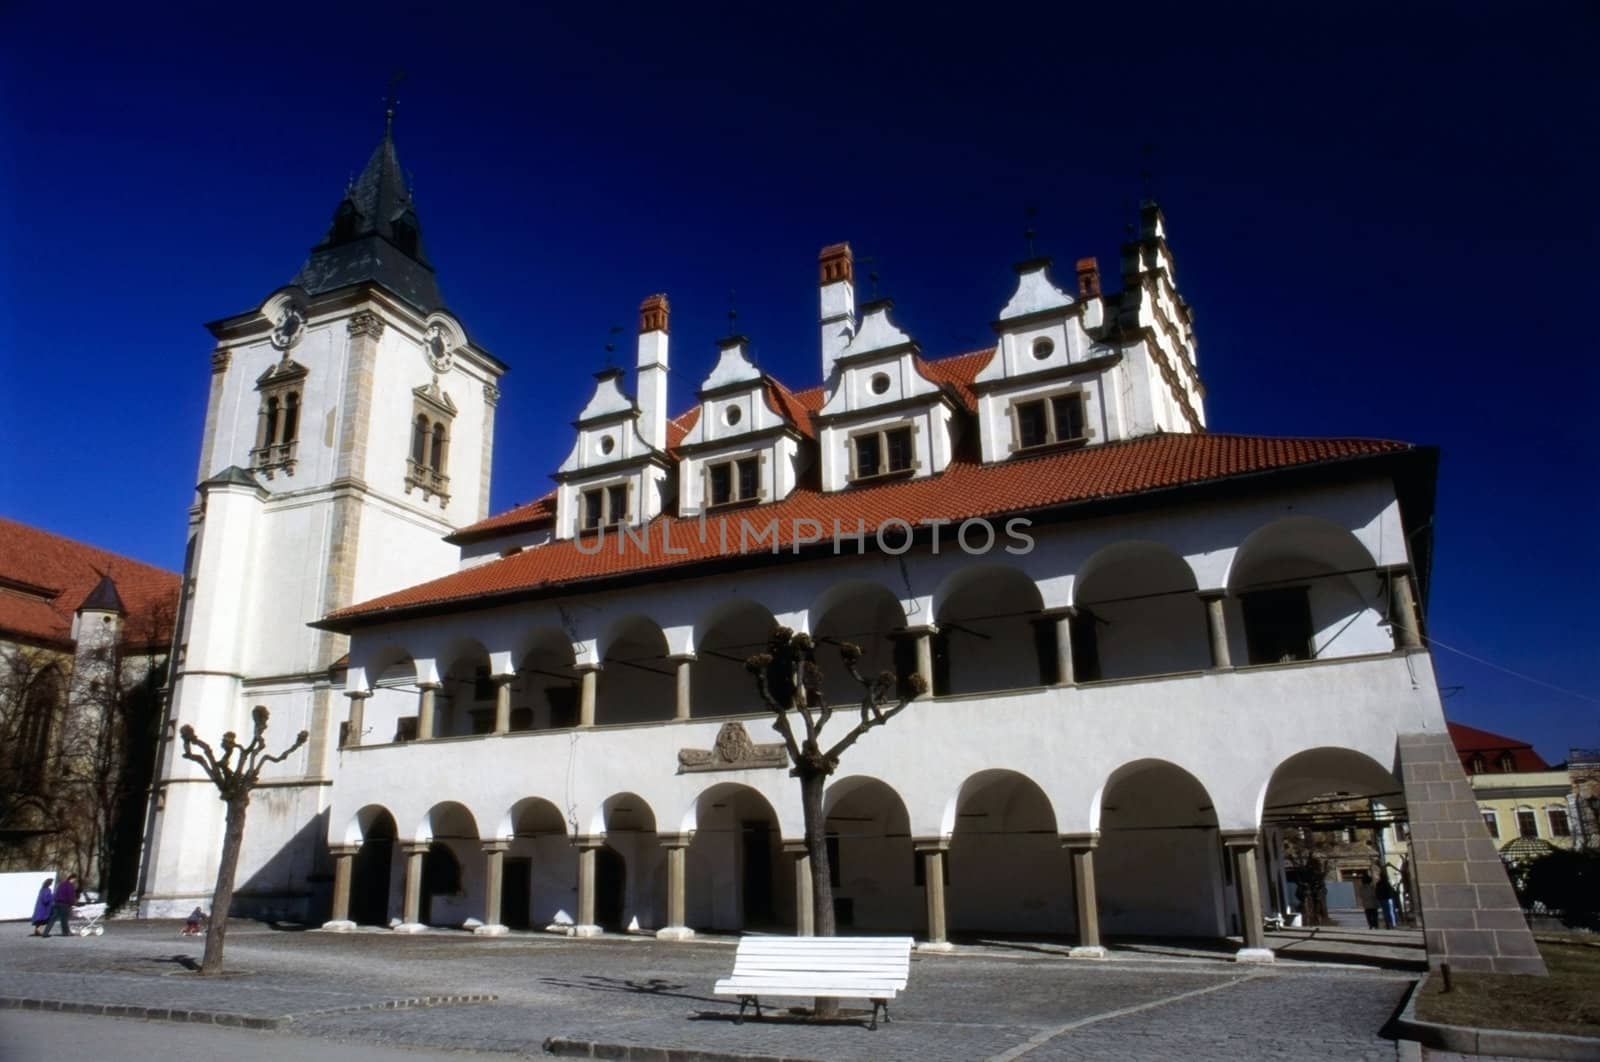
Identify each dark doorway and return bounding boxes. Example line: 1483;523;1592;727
420;842;462;926
351;834;393;926
741;820;775;927
503;858;532;930
596;846;626;931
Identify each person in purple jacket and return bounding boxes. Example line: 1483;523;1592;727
42;874;77;938
30;878;53;936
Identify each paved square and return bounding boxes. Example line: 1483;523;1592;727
0;922;1418;1060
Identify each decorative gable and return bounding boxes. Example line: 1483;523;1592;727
677;337;807;516
555;369;670;539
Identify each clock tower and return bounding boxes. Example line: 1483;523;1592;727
138;118;506;919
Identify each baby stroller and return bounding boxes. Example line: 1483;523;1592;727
72;901;108;937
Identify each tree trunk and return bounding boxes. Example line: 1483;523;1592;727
201;792;249;975
799;768;839;1018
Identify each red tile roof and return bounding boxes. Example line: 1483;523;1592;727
0;517;181;651
1448;721;1550;772
325;431;1413;628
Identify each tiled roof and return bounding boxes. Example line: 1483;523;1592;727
1448;721;1550;772
0;518;181;651
325;431;1413;628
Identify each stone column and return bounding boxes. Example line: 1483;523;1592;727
1201;593;1231;669
492;675;514;735
668;654;694;721
342;691;370;748
1221;830;1273;962
913;838;952;951
1060;832;1104;958
416;682;440;741
323;843;358;931
572;836;603;937
783;840;814;936
476;840;510;936
1040;607;1076;686
903;625;937;696
396;842;429;932
1386;568;1423;650
575;665;599;728
656;833;695;940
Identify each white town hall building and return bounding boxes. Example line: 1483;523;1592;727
139;122;1535;970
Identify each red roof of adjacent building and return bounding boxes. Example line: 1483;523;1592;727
327;430;1413;628
1448;721;1550;773
0;517;181;651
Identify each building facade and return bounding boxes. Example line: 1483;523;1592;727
0;518;178;907
142;126;1544;970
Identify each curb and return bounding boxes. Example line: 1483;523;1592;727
1391;974;1600;1060
0;992;498;1030
543;1037;820;1062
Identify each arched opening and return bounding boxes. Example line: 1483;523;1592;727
810;582;910;707
948;771;1069;936
1260;747;1404;928
1227;517;1386;665
1074;543;1208;680
684;783;788;932
438;640;492;737
430;422;447;474
934;566;1047;695
281;390;300;445
504;797;572;930
692;600;778;717
598;617;673;725
351;806;397;927
1096;760;1225;938
412;414;429;465
823;777;916;932
364;652;417;744
512;628;580;731
599;793;658;931
419;801;480;927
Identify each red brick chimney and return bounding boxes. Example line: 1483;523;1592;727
639;293;670;335
1076;257;1101;299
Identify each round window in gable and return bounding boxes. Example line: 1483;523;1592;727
599;435;616;456
725;404;743;427
1032;337;1056;360
869;372;891;395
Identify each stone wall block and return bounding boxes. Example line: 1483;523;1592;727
1440;929;1497;956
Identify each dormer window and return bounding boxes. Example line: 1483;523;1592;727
580;483;630;531
1013;391;1087;452
851;424;916;482
708;456;761;507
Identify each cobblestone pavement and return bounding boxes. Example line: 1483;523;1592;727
0;921;1419;1060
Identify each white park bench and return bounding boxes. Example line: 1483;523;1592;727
713;935;914;1030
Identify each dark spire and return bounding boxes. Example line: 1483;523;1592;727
78;573;125;615
290;113;444;313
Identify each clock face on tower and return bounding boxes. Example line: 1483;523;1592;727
270;305;305;352
423;324;454;374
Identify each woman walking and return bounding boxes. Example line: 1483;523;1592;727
30;878;53;936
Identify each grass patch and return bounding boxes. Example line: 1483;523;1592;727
1415;938;1600;1038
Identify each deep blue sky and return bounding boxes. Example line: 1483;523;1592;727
2;4;1595;761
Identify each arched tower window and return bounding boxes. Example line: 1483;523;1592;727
405;379;455;508
252;354;308;480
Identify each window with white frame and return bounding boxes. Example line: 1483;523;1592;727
1549;807;1571;837
850;424;915;481
1011;390;1087;452
1482;810;1499;838
1516;808;1539;838
579;482;630;531
707;456;761;507
251;363;306;478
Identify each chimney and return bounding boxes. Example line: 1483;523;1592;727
637;294;669;451
1076;257;1101;298
818;242;855;383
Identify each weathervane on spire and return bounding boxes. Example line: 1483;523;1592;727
727;289;738;334
604;325;622;368
384;69;407;134
1024;204;1039;256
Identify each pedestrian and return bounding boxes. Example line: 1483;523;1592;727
183;906;206;936
30;878;53;936
1376;871;1397;929
42;873;78;938
1355;871;1379;930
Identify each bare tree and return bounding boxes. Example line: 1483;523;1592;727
179;705;306;975
746;627;925;1018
